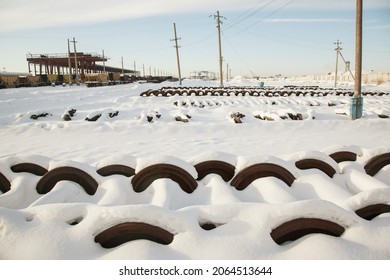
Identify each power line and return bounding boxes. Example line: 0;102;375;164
182;32;216;47
223;0;276;32
222;31;256;77
228;0;296;37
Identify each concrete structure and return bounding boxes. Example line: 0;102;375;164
26;52;137;76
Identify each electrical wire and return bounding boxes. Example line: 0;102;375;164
223;0;277;32
221;31;256;76
228;0;296;37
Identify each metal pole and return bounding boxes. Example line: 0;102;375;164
172;23;182;85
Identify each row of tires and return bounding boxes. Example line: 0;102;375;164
93;199;390;248
141;87;389;97
1;151;389;248
1;151;389;196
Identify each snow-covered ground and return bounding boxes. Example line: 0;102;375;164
0;77;390;259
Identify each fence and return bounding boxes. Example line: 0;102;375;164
295;72;390;84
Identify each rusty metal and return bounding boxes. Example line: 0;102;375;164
26;52;135;78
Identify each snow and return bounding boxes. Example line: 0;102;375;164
0;78;390;260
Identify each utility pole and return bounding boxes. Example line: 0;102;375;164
71;37;79;85
352;0;363;119
213;11;225;87
102;50;106;72
171;23;182;85
121;57;124;74
345;61;350;73
226;63;229;82
339;51;355;80
67;39;72;85
334;40;342;89
143;64;145;77
134;60;136;77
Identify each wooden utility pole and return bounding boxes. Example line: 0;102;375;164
102;50;106;72
67;39;72;85
134;60;136;76
171;23;182;85
121;57;124;74
71;37;79;85
214;11;225;87
226;63;229;82
334;40;342;88
355;0;363;99
352;0;363;119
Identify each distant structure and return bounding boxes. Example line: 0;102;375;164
189;71;216;80
26;52;137;76
0;52;169;88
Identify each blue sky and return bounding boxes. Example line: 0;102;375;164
1;0;389;77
